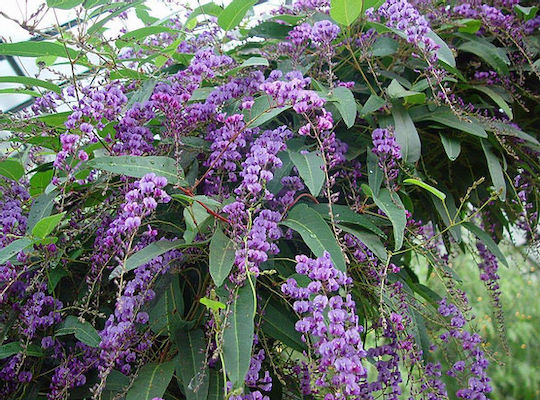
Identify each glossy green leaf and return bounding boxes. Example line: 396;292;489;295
372;188;406;250
339;225;388;262
360;94;386;116
87;155;185;185
32;212;66;239
288;150;325;197
387;80;426;105
0;76;61;94
209;229;236;287
427;30;456;68
459;38;510;76
262;301;306;352
0;238;33;265
330;0;363;26
363;0;385;11
223;282;256;389
456;18;481;34
217;0;257;31
0;342;43;359
462;222;508;267
27;190;57;232
30;169;54;196
0;41;79;59
200;297;226;311
404;178;446;201
55;316;101;347
126;361;175;400
0;159;24;181
249;21;293;39
514;5;538;20
244;96;291;128
174;329;209;400
481;140;506;200
391;102;421;163
332;86;357;128
47;0;83;8
281;204;347;271
226;56;269;76
309;203;385;237
414;107;488;138
468;85;513;119
110;239;184;279
439;134;461;161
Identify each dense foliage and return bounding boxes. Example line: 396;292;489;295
0;0;538;399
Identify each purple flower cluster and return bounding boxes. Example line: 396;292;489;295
372;127;402;184
18;285;63;340
281;252;369;398
0;177;29;248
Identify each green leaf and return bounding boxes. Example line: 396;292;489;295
200;297;226;311
109;239;184;279
88;1;143;35
481;140;506;201
288;150;325;197
403;178;446;201
226;56;269;76
217;0;257;31
27;190;57;232
31;212;66;239
366;147;383;196
372;188;406;250
338;224;387;262
186;3;224;26
262;301;306;352
370;36;398;57
148;275;185;334
468;85;513;119
439;134;461;161
0;159;24;181
223;282;256;389
456;18;481;34
431;191;461;243
281;204;347;272
126;79;157;109
462;222;508;268
0;88;41;97
332;86;357;128
207;369;225;400
361;94;386;116
0;342;43;359
0;41;79;59
309;203;385;237
55;316;101;347
47;0;83;9
387;80;426;105
459;38;510;76
391;101;421;163
427;30;456;68
30;169;54;196
209;229;236;287
117;27;175;48
126;361;175;400
363;0;386;11
413;107;488;138
87;155;185;185
0;238;33;265
249;21;293;39
244;96;291;128
514;5;538;21
0;76;62;94
174;329;209;400
330;0;363;26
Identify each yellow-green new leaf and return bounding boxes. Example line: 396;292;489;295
330;0;363;26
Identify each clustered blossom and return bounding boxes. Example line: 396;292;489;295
281;252;368;398
0;178;29;248
229;345;273;400
372;127;402;184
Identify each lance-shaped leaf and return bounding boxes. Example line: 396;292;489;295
26;190;57;232
262;301;306;352
207;369;225;400
330;0;363;26
55;316;101;347
0;238;33;265
439;134;461;161
288;150;325;197
366;147;383;196
109;239;184;280
244;96;291;128
391;102;421;163
47;0;83;8
223;282;256;389
32;212;66;239
339;225;388;262
332;86;357;128
126;361;175;400
209;229;236;287
372;188;406;250
463;222;508;267
412;107;488;138
174;329;209;400
481;140;506;200
0;76;61;94
226;57;269;76
0;41;79;59
403;178;446;201
0;159;24;181
87;156;185;185
218;0;257;30
0;342;43;359
309;203;385;237
281;204;347;272
148;275;184;334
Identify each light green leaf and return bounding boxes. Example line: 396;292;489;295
30;169;54;196
209;229;236;287
330;0;363;26
27;190;57;232
404;178;446;201
110;239;184;280
439;134;461;161
174;329;209;400
55;316;101;347
126;361;175;400
431;191;461;243
186;3;224;26
32;212;66;239
391;101;421;163
0;238;33;265
372;188;406;250
281;204;346;272
47;0;83;9
387;79;426;105
427;30;456;68
226;56;269;76
0;41;79;59
117;27;175;48
223;282;256;389
462;222;508;267
514;5;538;21
217;0;257;31
456;18;481;34
363;0;386;11
0;76;62;94
468;85;513;119
332;86;357;128
288;150;325;197
244;96;291;128
481;140;506;200
338;224;387;262
200;297;226;311
87;155;185;185
0;159;24;181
